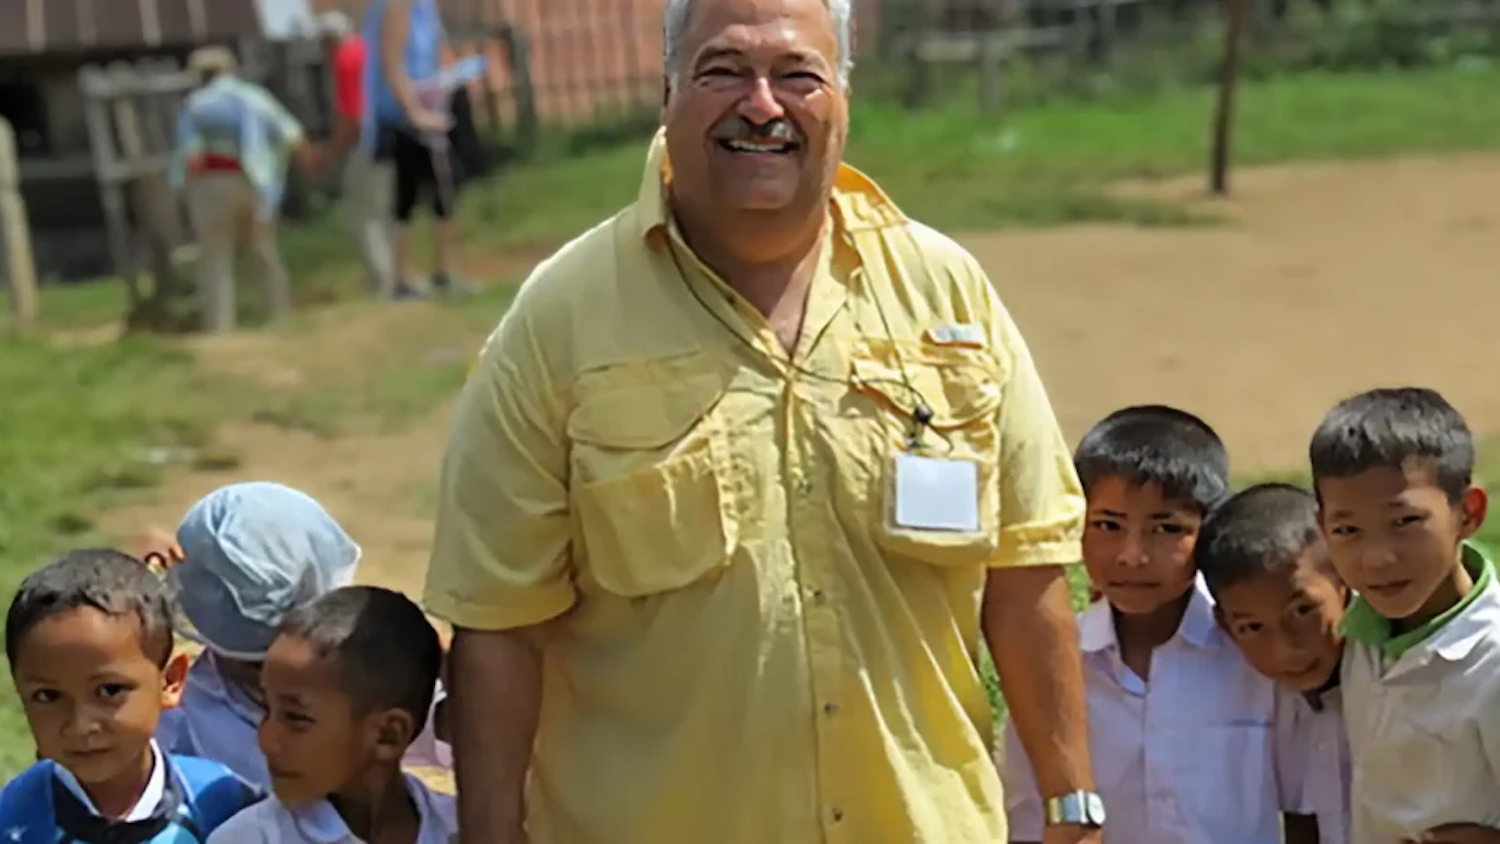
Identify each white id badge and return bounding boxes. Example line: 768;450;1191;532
891;452;981;532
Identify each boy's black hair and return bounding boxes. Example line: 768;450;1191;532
1074;405;1230;513
6;548;175;669
277;586;442;730
1196;483;1330;598
1309;387;1473;503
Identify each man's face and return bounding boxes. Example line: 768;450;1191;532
1318;462;1485;627
1216;556;1347;692
13;608;183;795
662;0;848;215
1082;476;1202;616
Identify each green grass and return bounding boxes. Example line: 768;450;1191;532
464;64;1500;252
2;63;1500;775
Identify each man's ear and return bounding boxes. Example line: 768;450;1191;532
161;652;191;709
369;708;418;762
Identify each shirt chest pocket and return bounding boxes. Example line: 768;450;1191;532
1172;721;1279;839
847;337;1006;567
567;363;739;599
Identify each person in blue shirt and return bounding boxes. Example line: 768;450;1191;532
0;549;260;842
364;0;475;298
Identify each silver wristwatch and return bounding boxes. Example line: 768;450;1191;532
1043;790;1106;829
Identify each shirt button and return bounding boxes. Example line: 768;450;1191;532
810;589;827;605
823;701;839;716
795;477;813;495
830;807;844;822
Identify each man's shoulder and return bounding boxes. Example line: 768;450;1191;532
881;216;988;287
506;210;638;320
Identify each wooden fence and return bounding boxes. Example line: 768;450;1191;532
78;59;198;330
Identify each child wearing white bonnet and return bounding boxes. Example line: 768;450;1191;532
155;481;360;787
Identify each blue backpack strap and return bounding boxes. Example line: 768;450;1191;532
0;761;60;844
169;754;265;835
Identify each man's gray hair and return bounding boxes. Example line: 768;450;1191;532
662;0;854;86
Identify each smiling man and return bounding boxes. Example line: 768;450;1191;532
425;1;1099;843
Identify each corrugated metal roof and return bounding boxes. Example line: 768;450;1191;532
0;0;285;56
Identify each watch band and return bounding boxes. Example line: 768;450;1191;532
1043;790;1106;828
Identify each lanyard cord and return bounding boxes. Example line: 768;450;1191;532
662;233;938;449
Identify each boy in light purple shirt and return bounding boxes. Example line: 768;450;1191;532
1197;482;1351;844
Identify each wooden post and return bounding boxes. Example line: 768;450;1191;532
110;62;183;331
1209;0;1253;195
80;66;138;303
0;116;38;330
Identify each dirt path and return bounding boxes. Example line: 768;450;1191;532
99;153;1500;593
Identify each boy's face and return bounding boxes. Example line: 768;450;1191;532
1083;476;1202;615
12;607;185;791
258;635;414;807
1216;555;1347;692
1318;462;1486;626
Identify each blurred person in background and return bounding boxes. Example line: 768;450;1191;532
364;0;476;298
172;47;318;333
321;10;398;299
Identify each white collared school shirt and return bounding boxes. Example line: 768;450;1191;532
1001;578;1300;844
204;773;456;843
1280;686;1350;844
1343;572;1500;842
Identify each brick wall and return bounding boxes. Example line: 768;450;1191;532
314;0;881;124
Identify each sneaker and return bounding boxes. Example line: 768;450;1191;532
432;273;478;297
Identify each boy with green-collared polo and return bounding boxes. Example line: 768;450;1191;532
1310;387;1499;844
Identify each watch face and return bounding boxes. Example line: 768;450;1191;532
1085;792;1107;824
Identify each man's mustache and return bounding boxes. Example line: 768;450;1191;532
710;117;801;144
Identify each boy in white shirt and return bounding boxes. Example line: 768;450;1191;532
1310;388;1500;844
1197;483;1351;844
207;586;456;843
1002;405;1301;844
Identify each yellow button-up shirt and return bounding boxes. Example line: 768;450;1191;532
425;132;1084;844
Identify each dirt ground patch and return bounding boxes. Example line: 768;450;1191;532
974;152;1500;469
99;153;1500;593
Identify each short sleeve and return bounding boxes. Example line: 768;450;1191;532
977;264;1085;568
422;295;577;631
999;716;1046;841
333;42;365;120
248;84;304;147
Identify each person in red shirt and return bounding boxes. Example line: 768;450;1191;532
321;11;397;298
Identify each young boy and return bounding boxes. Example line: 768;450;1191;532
205;585;456;843
1309;387;1499;844
0;549;261;841
154;481;363;788
1001;405;1301;844
1197;482;1351;844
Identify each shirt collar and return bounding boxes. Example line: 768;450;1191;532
1303;662;1342;712
629;127;908;245
290;774;435;844
53;739;167;822
1341;542;1495;661
1078;576;1222;654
